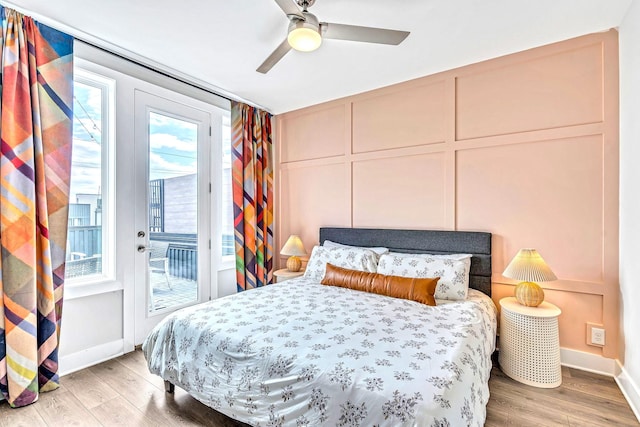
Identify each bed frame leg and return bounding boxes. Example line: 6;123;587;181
164;380;175;394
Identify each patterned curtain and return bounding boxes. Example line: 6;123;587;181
0;7;73;407
231;101;274;292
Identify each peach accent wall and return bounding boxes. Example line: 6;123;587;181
276;31;619;358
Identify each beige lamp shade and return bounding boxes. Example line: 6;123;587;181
280;235;307;272
503;249;557;307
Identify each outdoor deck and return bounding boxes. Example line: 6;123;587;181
150;272;198;311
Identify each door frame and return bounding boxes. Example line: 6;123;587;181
132;89;212;344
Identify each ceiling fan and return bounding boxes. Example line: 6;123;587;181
257;0;410;74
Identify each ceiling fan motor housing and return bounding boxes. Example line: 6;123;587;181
288;11;320;33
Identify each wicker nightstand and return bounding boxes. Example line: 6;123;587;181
499;296;562;388
273;268;304;283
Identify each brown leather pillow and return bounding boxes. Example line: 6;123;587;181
321;263;439;306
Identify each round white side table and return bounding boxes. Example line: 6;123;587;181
273;268;304;283
499;296;562;388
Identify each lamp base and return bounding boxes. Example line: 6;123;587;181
286;256;302;272
515;281;545;307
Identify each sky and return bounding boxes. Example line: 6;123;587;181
148;112;198;181
71;81;202;199
70;81;102;200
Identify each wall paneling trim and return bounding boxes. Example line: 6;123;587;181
276;30;619;359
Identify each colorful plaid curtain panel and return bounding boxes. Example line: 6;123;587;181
231;101;274;292
0;7;73;407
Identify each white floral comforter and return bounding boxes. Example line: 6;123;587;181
142;278;497;427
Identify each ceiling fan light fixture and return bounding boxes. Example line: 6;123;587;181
287;13;322;52
288;27;322;51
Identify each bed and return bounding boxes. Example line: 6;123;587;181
143;228;497;426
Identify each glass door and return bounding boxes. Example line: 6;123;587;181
134;90;211;343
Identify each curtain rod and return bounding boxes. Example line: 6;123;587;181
1;1;271;113
75;39;240;104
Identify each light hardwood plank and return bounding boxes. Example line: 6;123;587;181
560;367;629;404
133;386;210;426
90;395;157;427
33;388;102;427
490;367;638;426
0;400;47;427
114;350;165;387
489;380;571;426
484;398;510;426
62;368;120;409
89;358;165;409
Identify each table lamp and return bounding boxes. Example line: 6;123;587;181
280;235;307;272
503;248;557;307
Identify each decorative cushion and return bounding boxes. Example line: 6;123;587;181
303;245;379;282
377;253;471;300
323;239;389;256
387;252;472;261
321;263;439;306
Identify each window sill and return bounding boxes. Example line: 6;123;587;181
65;278;122;300
218;263;235;271
218;257;235;271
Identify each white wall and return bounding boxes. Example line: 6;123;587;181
618;3;640;420
218;268;237;298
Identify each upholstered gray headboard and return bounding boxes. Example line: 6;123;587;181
319;227;492;296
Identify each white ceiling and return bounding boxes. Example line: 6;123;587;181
6;0;633;114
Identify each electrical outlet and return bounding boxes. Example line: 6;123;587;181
591;327;605;346
586;322;605;347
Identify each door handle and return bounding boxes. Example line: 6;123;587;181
137;245;147;253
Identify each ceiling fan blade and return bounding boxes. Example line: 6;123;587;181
257;38;292;74
274;0;304;20
320;23;409;45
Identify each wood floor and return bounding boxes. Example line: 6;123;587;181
0;350;637;426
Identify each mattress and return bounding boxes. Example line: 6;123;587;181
143;277;497;426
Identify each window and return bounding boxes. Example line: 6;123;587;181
65;69;114;281
221;114;234;258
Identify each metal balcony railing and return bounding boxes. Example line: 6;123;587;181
65;229;235;281
150;233;197;281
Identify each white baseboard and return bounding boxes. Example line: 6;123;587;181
560;347;616;376
615;361;640;423
59;339;124;376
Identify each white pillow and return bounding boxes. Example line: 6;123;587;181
323;239;389;256
304;245;379;281
377;253;471;300
387;251;472;261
